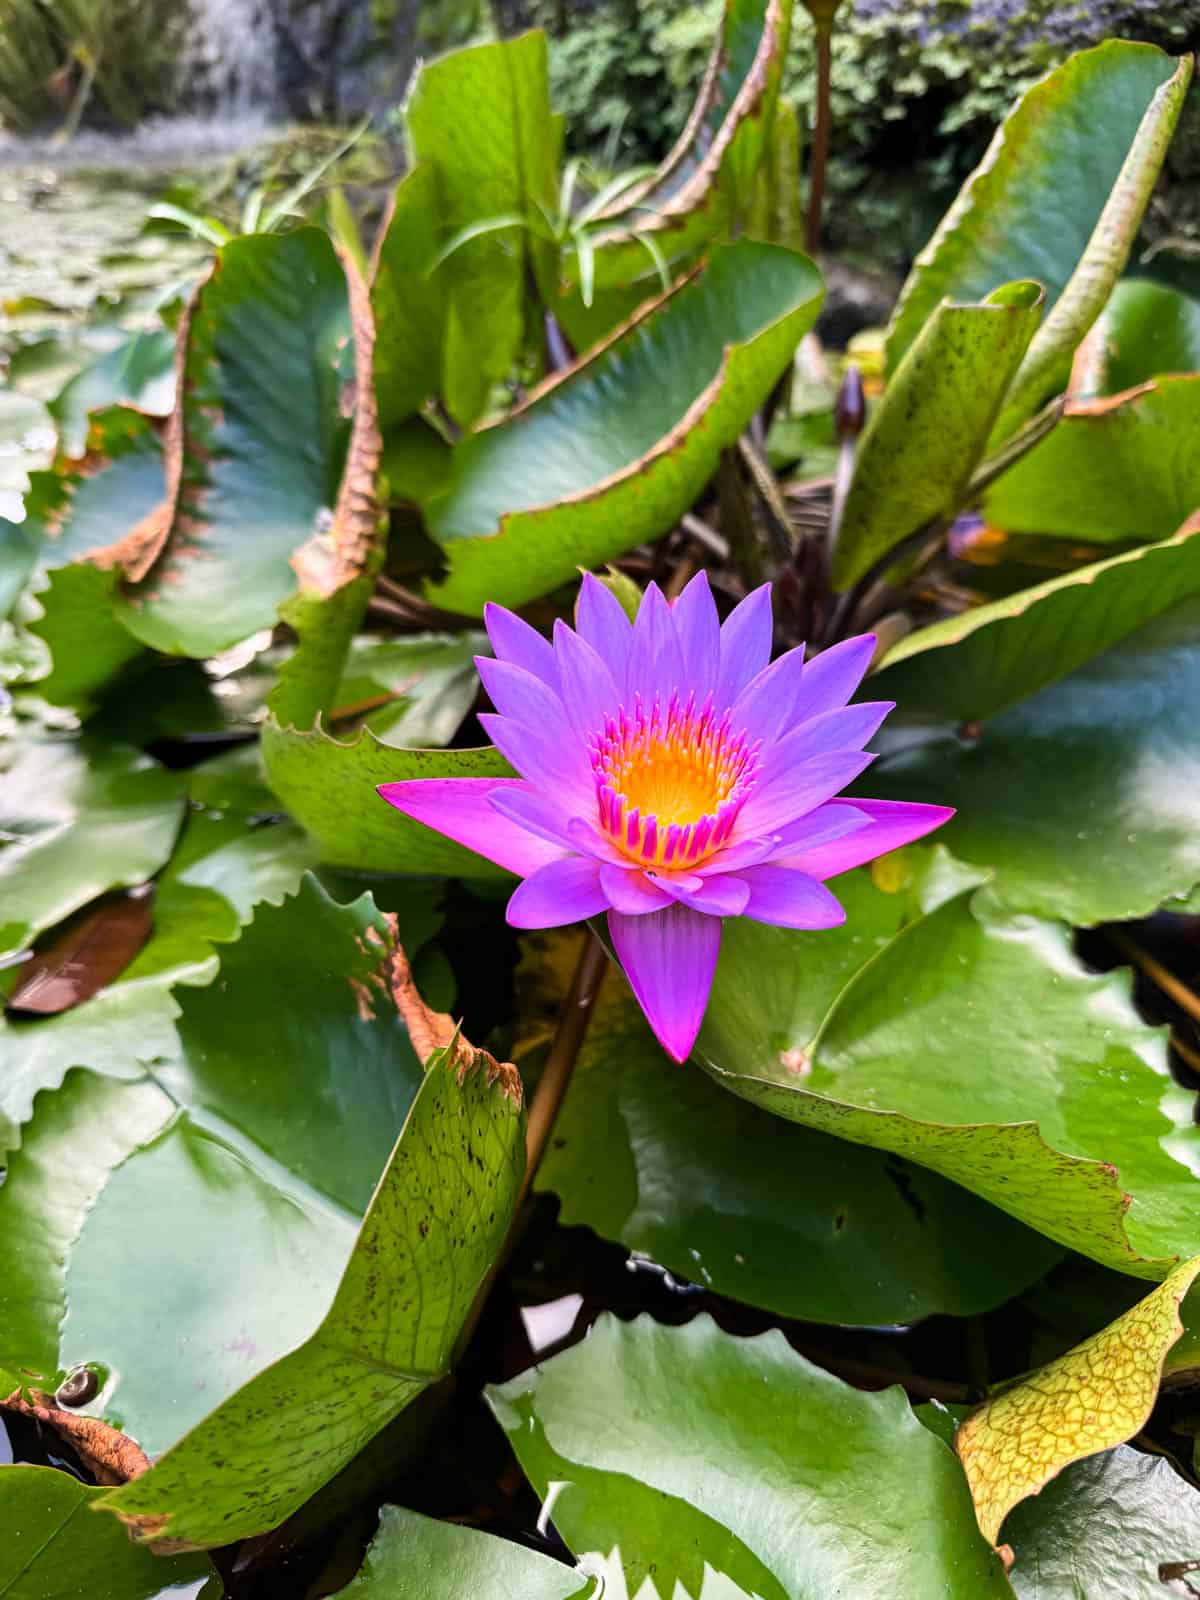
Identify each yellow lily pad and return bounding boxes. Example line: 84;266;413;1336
956;1254;1200;1545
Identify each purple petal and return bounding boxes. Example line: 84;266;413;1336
488;786;573;850
729;644;807;745
553;619;622;740
478;713;593;810
657;872;750;917
791;634;875;725
716;584;773;706
753;702;893;789
608;903;721;1062
476;657;574;743
736;749;875;837
566;815;630;865
770;801;873;854
782;798;955;880
599;862;674;914
484;603;557;687
576;572;633;665
626;580;684;702
378;778;564;877
693;834;784;876
738;865;847;929
506;855;608;928
671;571;720;698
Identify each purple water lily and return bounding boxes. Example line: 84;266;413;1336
379;573;951;1062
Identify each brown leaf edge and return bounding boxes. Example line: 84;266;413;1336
590;0;789;242
289;249;384;599
0;1390;151;1488
391;939;522;1107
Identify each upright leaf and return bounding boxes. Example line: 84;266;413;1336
832;280;1043;590
583;0;794;290
339;1507;596;1598
85;230;357;658
984;376;1200;543
423;241;822;613
403;31;560;425
887;43;1191;417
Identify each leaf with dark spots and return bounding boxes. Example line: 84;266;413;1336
6;885;155;1016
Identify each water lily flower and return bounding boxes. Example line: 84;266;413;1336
379;573;952;1062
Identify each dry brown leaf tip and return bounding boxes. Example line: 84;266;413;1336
1;1390;150;1487
391;944;522;1107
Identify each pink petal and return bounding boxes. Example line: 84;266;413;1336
566;815;631;865
484;603;557;687
671;570;720;698
716;583;773;705
608;903;721;1062
378;778;564;877
506;855;608;928
790;634;875;725
657;872;750;917
738;864;846;929
735;749;875;837
599;862;674;914
488;786;573;850
576;572;633;665
782;798;955;880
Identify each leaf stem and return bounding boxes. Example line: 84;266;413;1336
1109;931;1200;1027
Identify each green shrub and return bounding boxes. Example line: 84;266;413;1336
0;0;189;132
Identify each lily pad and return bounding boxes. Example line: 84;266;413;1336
488;1313;1009;1597
0;1465;218;1599
871;596;1200;924
1093;277;1200;394
873;515;1200;720
523;931;1061;1325
338;1506;596;1598
696;855;1200;1277
956;1257;1200;1543
0;730;185;967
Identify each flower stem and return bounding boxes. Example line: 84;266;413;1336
806;21;833;256
521;928;609;1200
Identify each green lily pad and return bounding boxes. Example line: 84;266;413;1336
873;517;1200;720
0;730;185;966
423;240;823;614
261;722;511;877
832;281;1043;590
0;1465;218;1599
0;879;422;1456
871;596;1200;924
338;1507;596;1598
50;328;176;458
22;563;143;712
888;42;1191;418
334;632;484;749
984;377;1200;544
696;855;1200;1278
1003;1446;1200;1597
523;931;1060;1324
488;1314;1009;1597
